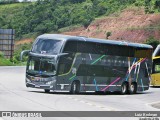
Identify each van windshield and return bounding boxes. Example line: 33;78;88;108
32;39;63;55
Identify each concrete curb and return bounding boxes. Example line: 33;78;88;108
151;102;160;109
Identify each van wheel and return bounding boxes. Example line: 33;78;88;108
129;83;137;94
120;82;128;95
70;81;80;94
44;89;50;93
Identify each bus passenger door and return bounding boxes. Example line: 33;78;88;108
151;73;160;86
151;59;160;86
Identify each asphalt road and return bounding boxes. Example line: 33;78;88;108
0;66;160;120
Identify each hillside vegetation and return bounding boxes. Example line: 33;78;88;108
1;0;160;65
0;0;144;39
66;7;160;43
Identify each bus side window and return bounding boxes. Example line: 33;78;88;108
58;53;75;75
155;64;160;73
58;64;65;74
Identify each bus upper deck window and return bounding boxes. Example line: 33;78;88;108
33;39;63;55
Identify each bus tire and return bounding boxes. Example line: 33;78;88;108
44;89;50;93
129;83;137;94
120;82;128;95
70;81;80;94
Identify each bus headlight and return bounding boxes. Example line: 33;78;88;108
46;81;54;85
26;78;31;83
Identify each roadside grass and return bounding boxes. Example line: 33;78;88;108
0;58;13;66
15;62;27;66
0;58;27;66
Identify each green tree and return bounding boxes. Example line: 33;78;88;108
154;0;160;11
70;0;85;3
34;24;48;34
145;36;160;50
106;32;112;39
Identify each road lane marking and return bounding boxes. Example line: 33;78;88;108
79;100;85;103
86;103;94;106
67;96;118;111
73;98;78;101
67;96;73;99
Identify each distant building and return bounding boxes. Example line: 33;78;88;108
0;29;15;59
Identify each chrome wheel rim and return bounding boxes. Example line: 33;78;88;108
73;83;76;91
122;84;126;93
130;84;134;92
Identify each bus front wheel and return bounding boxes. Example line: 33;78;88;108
129;83;137;94
120;82;128;95
44;89;50;93
70;81;80;94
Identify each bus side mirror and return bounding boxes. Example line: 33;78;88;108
20;50;30;61
57;53;69;60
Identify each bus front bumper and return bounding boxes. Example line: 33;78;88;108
25;77;56;90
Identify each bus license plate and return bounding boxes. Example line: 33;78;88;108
34;77;40;81
35;85;40;88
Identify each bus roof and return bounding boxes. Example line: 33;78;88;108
37;34;153;49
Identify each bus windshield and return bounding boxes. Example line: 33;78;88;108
27;57;56;76
32;39;63;55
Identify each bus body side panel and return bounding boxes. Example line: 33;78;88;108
56;53;151;92
132;59;151;92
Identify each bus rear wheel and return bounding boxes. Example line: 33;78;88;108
129;83;137;94
70;81;80;94
44;89;50;93
120;82;128;95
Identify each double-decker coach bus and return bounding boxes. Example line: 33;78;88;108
151;45;160;86
21;34;153;94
